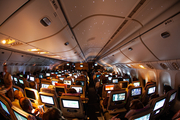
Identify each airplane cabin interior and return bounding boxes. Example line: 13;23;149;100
0;0;180;120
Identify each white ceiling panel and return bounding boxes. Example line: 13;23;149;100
29;26;77;53
0;0;29;25
141;13;180;60
84;48;102;58
107;50;132;64
8;52;32;62
0;0;67;42
133;0;178;26
0;49;12;61
73;16;124;54
60;0;140;27
120;37;158;62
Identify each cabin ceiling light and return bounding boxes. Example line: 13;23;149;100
28;49;39;52
37;52;49;54
128;47;133;51
139;65;145;69
1;39;15;45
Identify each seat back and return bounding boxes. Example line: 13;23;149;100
60;95;84;118
102;84;115;99
75;78;86;90
13;85;24;95
63;78;73;88
51;79;59;85
107;90;127;110
150;95;166;119
129;109;152;120
24;87;39;105
39;92;59;108
41;79;52;88
0;93;15;119
12;105;31;120
164;89;177;113
70;85;85;98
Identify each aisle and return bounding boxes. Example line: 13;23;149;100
87;77;102;120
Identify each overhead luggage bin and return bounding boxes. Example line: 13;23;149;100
120;37;158;62
0;49;11;61
8;52;31;63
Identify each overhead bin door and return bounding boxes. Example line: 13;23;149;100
120;37;158;62
141;13;180;60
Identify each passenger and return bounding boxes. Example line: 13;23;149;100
29;81;37;90
76;81;82;85
148;93;159;106
1;64;14;101
12;90;24;109
58;80;63;84
67;88;77;93
42;107;66;120
125;99;144;119
22;75;29;87
172;110;180;120
20;97;43;120
144;80;156;90
164;85;172;94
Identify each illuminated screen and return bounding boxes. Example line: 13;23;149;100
19;79;24;84
76;81;84;86
20;75;23;78
46;73;50;77
134;113;150;120
80;65;83;67
59;71;61;73
52;81;58;85
153;98;166;111
112;93;126;102
51;72;54;74
69;74;72;76
72;87;83;94
11;76;13;80
109;73;112;76
64;80;71;85
123;79;129;82
41;84;50;88
57;74;61;77
108;77;112;81
72;78;74;82
55;72;58;74
131;88;142;97
13;87;18;92
133;82;140;87
112;79;118;83
14;111;27;120
30;77;34;81
105;84;114;91
96;75;100;78
25;89;35;100
40;95;54;105
59;77;64;80
74;75;77;78
62;99;79;109
169;92;176;102
105;75;109;77
27;75;29;79
14;77;18;82
148;86;156;95
39;75;43;78
0;101;10;115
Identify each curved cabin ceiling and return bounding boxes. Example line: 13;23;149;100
0;0;179;65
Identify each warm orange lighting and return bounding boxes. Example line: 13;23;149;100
48;55;60;58
28;49;39;51
37;52;49;54
1;39;15;44
139;65;145;69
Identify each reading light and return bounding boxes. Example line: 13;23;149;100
139;65;145;69
28;49;39;51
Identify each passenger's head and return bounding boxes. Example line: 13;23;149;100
164;85;172;94
67;88;77;93
14;90;24;100
76;81;82;85
29;81;37;89
35;78;40;84
102;77;108;84
3;64;7;72
42;107;65;120
128;84;135;90
58;80;63;84
114;84;121;90
130;99;144;109
20;97;33;113
23;75;27;79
